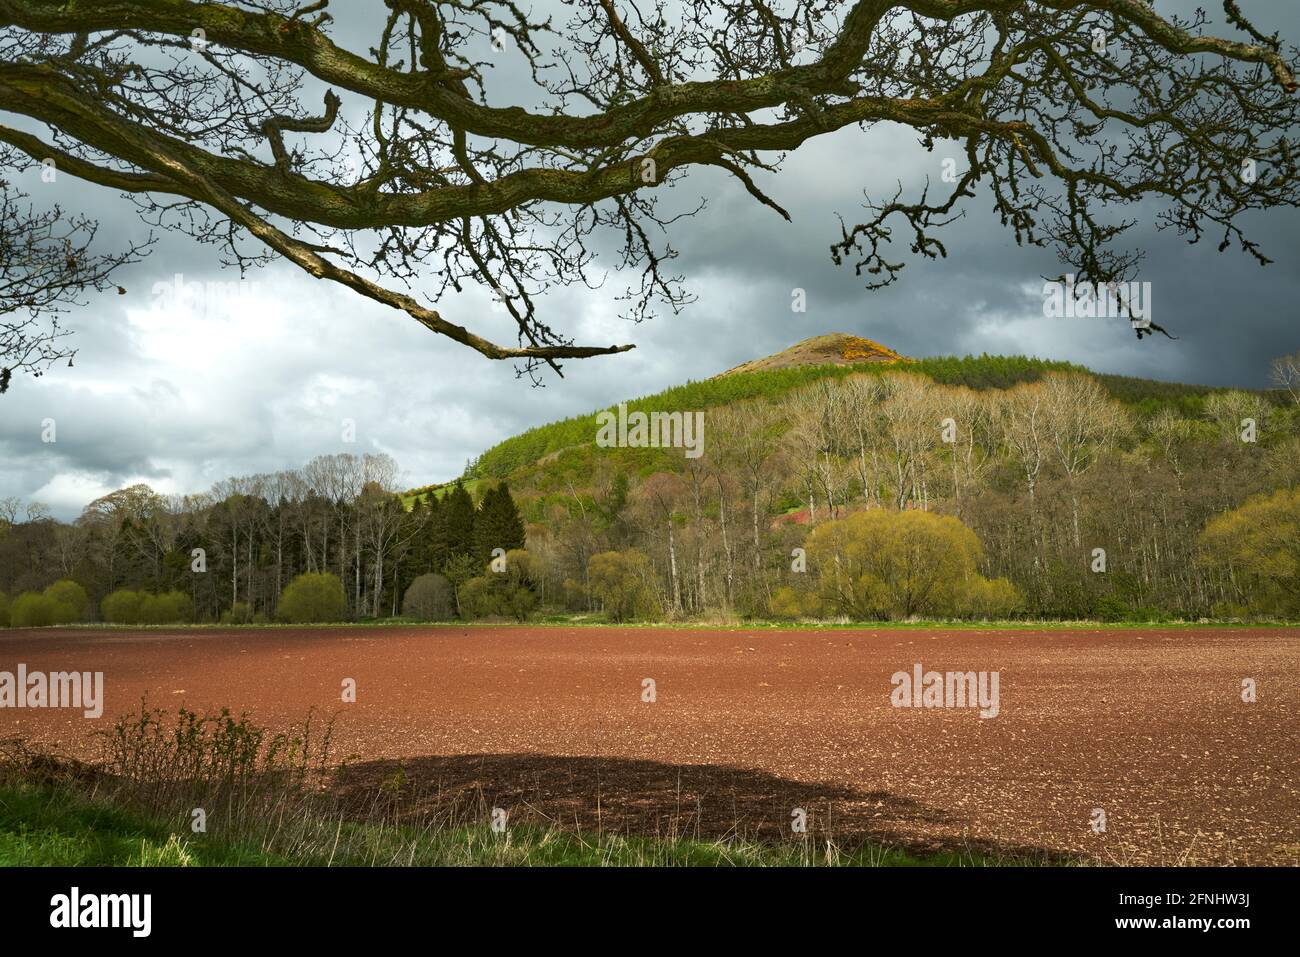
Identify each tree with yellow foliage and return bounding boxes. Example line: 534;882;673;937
1200;489;1300;618
804;510;1020;621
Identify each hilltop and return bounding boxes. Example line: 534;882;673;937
713;333;910;377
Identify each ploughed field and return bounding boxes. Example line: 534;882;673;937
2;624;1297;865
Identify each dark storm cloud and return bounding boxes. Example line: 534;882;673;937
2;0;1298;518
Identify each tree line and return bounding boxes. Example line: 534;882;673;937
0;453;525;625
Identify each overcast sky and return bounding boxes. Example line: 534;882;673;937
2;0;1298;520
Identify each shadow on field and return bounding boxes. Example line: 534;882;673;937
330;753;1077;862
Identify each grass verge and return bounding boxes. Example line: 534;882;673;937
0;779;1013;867
0;706;1048;868
12;616;1297;635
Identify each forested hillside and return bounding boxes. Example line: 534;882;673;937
462;352;1299;622
2;350;1297;626
464;354;1227;483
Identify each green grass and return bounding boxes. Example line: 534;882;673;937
0;781;1018;867
0;782;289;866
11;615;1296;636
401;478;482;510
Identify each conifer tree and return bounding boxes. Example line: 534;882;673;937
427;492;449;573
473;483;526;565
496;483;526;554
398;495;434;585
443;482;477;567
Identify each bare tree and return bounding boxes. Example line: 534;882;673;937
1;0;1295;384
1204;389;1271;442
785;379;851;519
1039;371;1128;546
262;468;301;604
1271;350;1300;406
633;471;684;614
841;374;886;508
0;168;148;392
876;372;933;509
1000;381;1046;506
939;385;995;517
49;520;87;576
1145;406;1195;489
714;399;780;576
357;452;401;615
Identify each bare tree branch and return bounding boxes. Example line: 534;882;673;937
0;0;1294;382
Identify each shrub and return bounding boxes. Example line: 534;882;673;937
769;585;826;619
1095;593;1131;623
43;579;89;623
3;581;89;627
100;589;147;624
402;573;454;620
588;550;659;622
501;585;538;620
804;509;1022;620
221;601;255;625
454;550;545;620
9;592;58;627
277;573;347;623
141;591;195;624
456;577;498;619
956;576;1023;619
496;549;543;621
101;589;193;624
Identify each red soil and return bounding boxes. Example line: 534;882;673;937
1;624;1296;864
